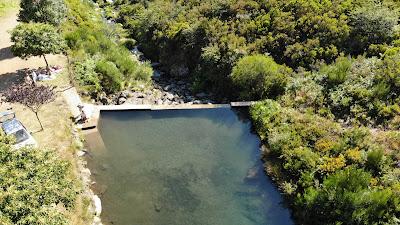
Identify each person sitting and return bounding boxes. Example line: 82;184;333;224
76;104;88;124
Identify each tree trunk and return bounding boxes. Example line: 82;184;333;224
34;111;44;132
43;55;50;74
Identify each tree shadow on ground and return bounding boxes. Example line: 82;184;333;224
0;46;14;61
0;70;25;92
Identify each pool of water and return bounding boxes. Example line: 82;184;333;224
86;108;294;225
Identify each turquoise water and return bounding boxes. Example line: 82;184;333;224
87;108;294;225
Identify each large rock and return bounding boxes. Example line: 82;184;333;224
165;93;174;101
118;97;127;105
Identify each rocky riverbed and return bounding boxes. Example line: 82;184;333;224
97;75;224;106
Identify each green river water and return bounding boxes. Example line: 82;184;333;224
86;108;294;225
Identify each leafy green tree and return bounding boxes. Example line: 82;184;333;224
19;0;67;26
231;54;291;100
11;23;66;71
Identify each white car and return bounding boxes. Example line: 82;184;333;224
0;111;38;149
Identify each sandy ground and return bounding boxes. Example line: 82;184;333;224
0;11;72;151
0;11;66;91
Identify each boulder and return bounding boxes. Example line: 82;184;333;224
165;93;174;101
118;97;127;105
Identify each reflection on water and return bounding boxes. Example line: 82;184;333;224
86;108;294;225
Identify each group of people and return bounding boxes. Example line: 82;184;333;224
23;66;63;85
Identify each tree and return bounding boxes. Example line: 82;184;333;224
231;54;291;100
19;0;67;26
11;23;67;71
2;83;55;131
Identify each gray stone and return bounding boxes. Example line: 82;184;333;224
120;90;129;98
165;93;174;100
118;97;127;105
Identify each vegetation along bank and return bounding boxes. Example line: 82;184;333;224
1;0;399;224
96;0;400;224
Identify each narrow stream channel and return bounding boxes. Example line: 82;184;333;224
86;108;294;225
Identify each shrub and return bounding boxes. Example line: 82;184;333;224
231;54;291;100
320;56;352;86
349;3;398;54
366;148;385;175
95;60;124;93
0;136;77;224
64;0;152;94
73;57;101;95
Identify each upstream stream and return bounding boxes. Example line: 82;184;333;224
86;108;294;225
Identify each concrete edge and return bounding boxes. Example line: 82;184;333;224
90;102;255;128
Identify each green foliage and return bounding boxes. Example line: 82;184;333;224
0;136;77;224
95;60;123;93
349;2;398;54
73;57;101;95
11;23;66;60
19;0;67;26
366;148;385;175
112;0;400;97
231;54;291;100
64;0;152;96
299;167;400;225
250;100;400;224
321;56;353;86
280;54;400;126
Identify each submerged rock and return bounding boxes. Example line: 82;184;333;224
154;203;162;212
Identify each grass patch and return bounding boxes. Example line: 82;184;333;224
0;0;19;17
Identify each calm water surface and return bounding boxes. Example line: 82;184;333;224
86;108;294;225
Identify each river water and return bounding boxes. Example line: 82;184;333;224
86;108;294;225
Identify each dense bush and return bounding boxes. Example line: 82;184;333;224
73;57;101;95
95;60;124;93
250;100;400;225
231;54;291;100
112;0;399;95
280;54;400;126
63;0;152;96
0;135;77;224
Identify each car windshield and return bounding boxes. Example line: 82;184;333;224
12;129;30;143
